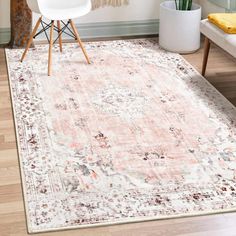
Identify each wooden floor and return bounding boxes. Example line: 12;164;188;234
1;40;236;236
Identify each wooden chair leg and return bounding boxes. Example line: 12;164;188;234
48;21;55;76
57;20;63;52
20;17;42;62
69;19;91;64
202;37;211;76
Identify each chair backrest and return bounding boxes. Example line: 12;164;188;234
26;0;40;13
26;0;92;20
41;0;91;9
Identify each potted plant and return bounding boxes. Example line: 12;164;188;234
159;0;202;53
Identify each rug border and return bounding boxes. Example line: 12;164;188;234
4;40;236;234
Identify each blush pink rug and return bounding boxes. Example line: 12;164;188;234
6;39;236;233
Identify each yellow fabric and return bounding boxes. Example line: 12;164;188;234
208;13;236;34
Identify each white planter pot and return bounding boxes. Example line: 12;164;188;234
159;1;202;53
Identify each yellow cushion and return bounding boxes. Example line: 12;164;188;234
208;13;236;34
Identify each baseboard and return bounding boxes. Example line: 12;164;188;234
0;28;10;44
73;20;159;39
208;0;231;9
0;19;159;44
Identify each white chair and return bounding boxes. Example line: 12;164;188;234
21;0;91;76
201;19;236;76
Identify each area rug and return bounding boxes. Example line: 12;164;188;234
5;39;236;233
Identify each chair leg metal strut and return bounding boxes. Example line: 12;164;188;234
20;17;90;75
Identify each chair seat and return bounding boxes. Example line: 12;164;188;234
200;19;236;58
41;4;91;20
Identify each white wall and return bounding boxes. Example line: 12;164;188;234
198;0;225;18
0;0;159;28
0;0;229;29
0;0;160;29
0;0;10;28
76;0;159;23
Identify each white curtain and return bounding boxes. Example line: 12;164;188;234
92;0;129;9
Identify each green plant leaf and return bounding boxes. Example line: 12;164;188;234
179;0;183;10
174;0;192;11
188;0;192;10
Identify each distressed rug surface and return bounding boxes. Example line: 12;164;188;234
6;39;236;233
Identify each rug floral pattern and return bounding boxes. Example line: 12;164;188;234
6;39;236;233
